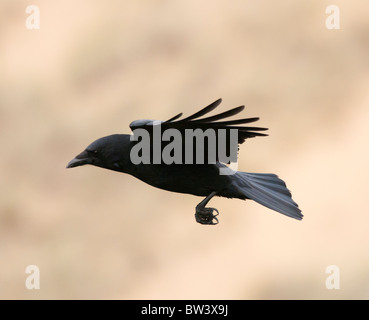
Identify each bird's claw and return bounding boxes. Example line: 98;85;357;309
195;207;219;225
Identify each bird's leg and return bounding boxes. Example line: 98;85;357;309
195;191;219;225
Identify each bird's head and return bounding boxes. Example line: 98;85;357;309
66;134;131;171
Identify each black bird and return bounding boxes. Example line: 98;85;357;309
67;99;302;224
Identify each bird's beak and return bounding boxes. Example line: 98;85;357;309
66;150;92;168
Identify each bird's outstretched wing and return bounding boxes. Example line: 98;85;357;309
130;98;268;144
129;99;268;164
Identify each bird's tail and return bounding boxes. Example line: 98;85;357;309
232;171;302;220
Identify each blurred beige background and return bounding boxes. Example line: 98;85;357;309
1;0;369;299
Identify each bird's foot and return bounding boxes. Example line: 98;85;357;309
195;207;219;225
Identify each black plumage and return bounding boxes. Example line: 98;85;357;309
67;99;302;224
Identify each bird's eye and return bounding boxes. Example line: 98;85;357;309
87;149;99;155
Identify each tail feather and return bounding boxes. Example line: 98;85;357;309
243;173;292;196
233;172;302;220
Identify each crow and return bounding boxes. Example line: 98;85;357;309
67;99;302;224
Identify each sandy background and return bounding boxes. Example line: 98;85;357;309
1;0;369;299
